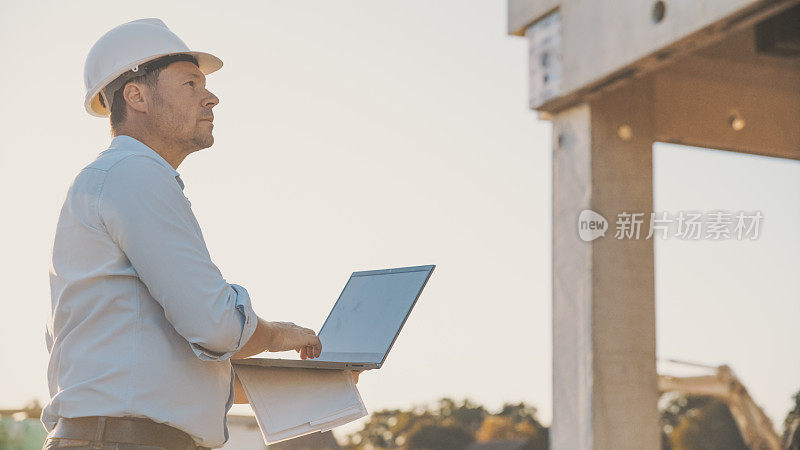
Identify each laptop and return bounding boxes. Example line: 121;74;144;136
233;265;435;371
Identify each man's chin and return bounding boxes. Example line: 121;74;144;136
192;134;214;150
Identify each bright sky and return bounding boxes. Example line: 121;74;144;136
0;0;797;443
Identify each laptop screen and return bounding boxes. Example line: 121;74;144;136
317;265;434;365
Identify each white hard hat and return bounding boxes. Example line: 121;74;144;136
83;18;222;117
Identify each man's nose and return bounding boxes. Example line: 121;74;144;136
204;90;219;108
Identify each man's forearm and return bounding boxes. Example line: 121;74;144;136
231;317;322;359
233;374;249;404
231;316;272;359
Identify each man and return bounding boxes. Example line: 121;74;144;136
43;19;358;450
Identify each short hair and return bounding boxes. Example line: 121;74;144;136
101;54;199;131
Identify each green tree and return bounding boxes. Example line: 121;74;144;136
405;424;474;450
475;403;548;449
342;398;485;449
438;398;487;436
342;398;549;450
660;394;747;450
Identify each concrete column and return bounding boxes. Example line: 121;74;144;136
551;76;660;450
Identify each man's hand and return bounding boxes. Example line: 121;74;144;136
265;321;322;358
232;317;321;359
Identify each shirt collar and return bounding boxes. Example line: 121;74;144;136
108;135;185;190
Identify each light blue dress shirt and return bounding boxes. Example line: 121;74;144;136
43;135;259;448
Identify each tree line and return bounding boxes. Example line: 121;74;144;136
341;390;800;449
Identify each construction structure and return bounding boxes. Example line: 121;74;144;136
659;360;782;449
507;1;800;448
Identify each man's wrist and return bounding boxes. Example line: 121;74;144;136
260;318;276;352
231;317;274;359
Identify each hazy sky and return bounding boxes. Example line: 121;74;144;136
0;0;797;443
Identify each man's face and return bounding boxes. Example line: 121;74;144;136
145;61;219;151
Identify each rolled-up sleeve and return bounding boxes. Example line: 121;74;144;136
98;155;258;361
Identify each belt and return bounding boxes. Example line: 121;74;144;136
50;416;209;450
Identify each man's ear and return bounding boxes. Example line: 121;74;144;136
122;82;148;114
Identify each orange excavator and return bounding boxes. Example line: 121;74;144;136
658;359;789;450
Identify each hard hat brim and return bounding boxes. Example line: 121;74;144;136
84;51;223;118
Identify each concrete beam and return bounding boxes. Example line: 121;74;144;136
520;0;799;113
508;0;559;36
551;76;660;450
653;28;800;160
